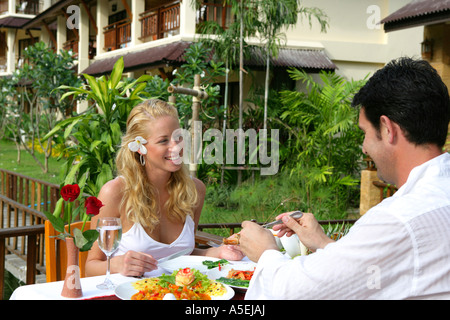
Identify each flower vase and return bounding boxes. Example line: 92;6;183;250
61;237;83;298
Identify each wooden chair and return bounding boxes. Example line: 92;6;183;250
44;220;91;282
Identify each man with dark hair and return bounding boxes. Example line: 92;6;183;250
240;57;450;299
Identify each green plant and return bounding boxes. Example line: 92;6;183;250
279;69;367;214
43;57;152;196
1;42;80;173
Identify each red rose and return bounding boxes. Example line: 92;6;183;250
60;184;80;202
85;196;104;216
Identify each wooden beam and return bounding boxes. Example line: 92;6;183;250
120;0;133;21
79;0;98;35
42;21;57;50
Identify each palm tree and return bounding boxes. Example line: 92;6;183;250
257;0;329;130
194;0;259;183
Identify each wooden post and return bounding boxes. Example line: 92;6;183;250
167;74;208;177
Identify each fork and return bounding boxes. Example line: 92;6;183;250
262;211;303;229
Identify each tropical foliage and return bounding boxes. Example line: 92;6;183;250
279;69;366;214
43;57;152;196
1;41;80;172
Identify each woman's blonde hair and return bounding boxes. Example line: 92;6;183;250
115;99;198;231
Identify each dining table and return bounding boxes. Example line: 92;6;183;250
9;263;246;300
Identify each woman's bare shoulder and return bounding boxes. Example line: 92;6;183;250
192;177;206;196
98;177;125;208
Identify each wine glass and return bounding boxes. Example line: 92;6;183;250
96;217;122;290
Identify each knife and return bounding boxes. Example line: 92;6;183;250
262;211;303;229
157;248;192;264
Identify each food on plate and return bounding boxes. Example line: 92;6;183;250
223;233;240;245
202;259;229;270
131;268;226;300
216;268;255;288
175;267;195;286
227;268;255;280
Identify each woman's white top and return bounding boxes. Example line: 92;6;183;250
113;215;195;260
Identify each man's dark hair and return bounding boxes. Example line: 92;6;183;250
352;57;450;147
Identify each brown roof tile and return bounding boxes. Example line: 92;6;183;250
381;0;450;31
82;41;336;76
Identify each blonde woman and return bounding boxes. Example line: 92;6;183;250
85;99;243;278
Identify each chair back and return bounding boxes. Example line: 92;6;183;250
44;220;91;282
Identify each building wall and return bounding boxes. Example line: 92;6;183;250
283;0;423;81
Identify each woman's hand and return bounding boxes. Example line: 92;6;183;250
217;244;245;261
113;250;158;277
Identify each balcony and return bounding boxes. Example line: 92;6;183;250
139;1;180;41
0;0;42;15
102;1;233;52
103;18;132;52
0;56;6;73
197;1;233;29
16;0;41;15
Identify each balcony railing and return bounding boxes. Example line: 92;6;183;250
197;2;233;29
17;0;41;15
139;1;180;41
63;39;79;56
0;0;42;15
101;1;233;52
103;18;131;52
0;0;7;14
0;56;6;73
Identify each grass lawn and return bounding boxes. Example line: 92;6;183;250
0;139;62;185
0;138;357;225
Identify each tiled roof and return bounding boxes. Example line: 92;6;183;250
381;0;450;32
82;41;336;76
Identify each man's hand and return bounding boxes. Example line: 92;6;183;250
240;221;280;262
273;212;334;252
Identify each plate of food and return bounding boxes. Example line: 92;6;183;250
158;255;223;273
207;262;256;292
115;268;234;300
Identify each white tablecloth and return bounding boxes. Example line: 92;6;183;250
10;269;165;300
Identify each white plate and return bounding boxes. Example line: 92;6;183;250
207;262;256;292
158;255;221;274
114;279;235;300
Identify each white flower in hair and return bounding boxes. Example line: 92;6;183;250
128;136;148;155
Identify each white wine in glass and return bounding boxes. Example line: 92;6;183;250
96;217;122;290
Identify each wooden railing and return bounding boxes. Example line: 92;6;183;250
0;195;46;299
103;18;132;51
139;1;180;41
196;219;357;247
197;1;233;29
372;181;398;202
63;39;79;56
17;0;42;15
0;56;6;73
0;169;358;298
0;169;61;214
139;1;232;42
0;0;8;14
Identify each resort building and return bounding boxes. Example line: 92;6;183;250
1;1;422;82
